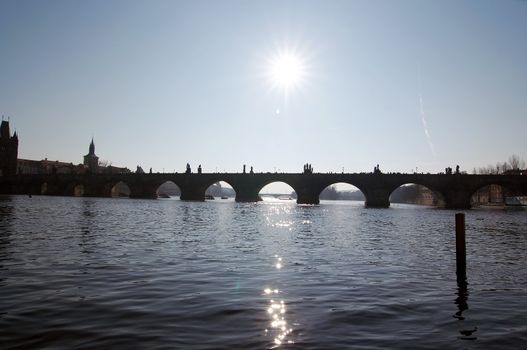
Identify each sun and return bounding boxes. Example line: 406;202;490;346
267;51;307;93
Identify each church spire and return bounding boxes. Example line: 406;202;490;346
89;137;95;155
84;137;99;173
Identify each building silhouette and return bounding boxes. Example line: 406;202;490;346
0;120;18;176
83;138;99;173
4;121;130;175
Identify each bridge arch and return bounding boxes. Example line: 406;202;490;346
389;183;445;207
205;181;235;200
73;184;84;197
38;181;65;196
59;181;86;197
39;181;62;196
109;181;131;198
173;178;238;201
470;182;525;208
156;180;181;199
63;182;85;197
41;182;48;195
258;181;297;202
319;182;366;204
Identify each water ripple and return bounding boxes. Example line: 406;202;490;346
0;196;526;349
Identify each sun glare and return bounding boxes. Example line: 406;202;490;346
267;52;307;93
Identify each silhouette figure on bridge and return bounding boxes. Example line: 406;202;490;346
374;164;381;174
186;163;191;174
198;165;202;174
250;166;254;174
303;163;313;174
243;164;246;174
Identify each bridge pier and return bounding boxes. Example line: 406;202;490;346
0;180;12;194
443;190;472;210
40;181;62;196
364;188;390;208
233;183;261;202
235;193;261;202
180;187;206;201
296;190;320;205
129;183;158;199
234;186;261;202
130;193;158;199
83;183;112;197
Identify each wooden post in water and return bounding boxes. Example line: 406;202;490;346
455;213;466;280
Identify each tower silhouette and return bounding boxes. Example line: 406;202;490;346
83;138;99;173
0;120;18;176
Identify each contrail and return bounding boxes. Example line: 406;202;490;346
419;94;436;157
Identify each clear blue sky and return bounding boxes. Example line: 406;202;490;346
1;0;526;175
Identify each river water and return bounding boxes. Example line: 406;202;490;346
0;195;526;349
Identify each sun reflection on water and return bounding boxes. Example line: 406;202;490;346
263;255;294;347
263;202;295;230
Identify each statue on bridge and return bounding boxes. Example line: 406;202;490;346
303;163;313;174
374;164;381;174
250;166;254;174
186;163;191;174
198;164;202;174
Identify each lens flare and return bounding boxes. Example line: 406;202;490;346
266;49;308;94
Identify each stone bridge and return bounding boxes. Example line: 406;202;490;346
1;173;526;209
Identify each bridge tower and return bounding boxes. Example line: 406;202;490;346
0;120;18;176
83;138;99;173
